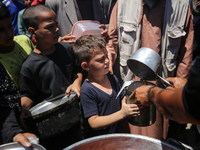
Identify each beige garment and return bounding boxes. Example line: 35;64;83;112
107;0;193;140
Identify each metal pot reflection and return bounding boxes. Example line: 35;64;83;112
126;81;156;126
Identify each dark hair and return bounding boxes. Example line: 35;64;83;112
23;5;52;30
0;2;11;20
74;35;106;63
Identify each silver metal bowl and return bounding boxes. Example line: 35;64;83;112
0;142;46;150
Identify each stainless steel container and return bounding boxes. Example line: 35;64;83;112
127;47;172;86
126;81;156;126
64;134;179;150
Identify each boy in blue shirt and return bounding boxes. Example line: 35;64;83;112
74;35;142;138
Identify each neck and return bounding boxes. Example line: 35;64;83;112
0;43;15;54
87;74;107;84
34;44;55;55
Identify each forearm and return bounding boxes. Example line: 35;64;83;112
151;87;200;124
106;2;118;64
176;5;193;78
21;97;33;110
88;110;125;130
72;73;83;86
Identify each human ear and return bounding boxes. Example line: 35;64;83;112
81;61;89;71
28;27;35;37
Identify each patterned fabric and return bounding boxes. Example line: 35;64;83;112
0;63;21;117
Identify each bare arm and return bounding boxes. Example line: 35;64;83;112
88;97;141;130
150;87;200;124
129;83;200;124
176;5;193;78
106;2;119;74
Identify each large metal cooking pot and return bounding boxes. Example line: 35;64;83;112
64;134;179;150
0;142;46;150
126;81;156;126
24;92;81;140
127;47;172;86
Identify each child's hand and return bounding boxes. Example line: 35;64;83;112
120;97;142;118
65;82;81;98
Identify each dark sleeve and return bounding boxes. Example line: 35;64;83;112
20;65;38;102
182;56;200;121
0;108;23;143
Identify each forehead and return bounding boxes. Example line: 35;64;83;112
37;10;57;24
91;47;107;57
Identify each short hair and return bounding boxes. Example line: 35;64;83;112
23;5;52;30
74;35;106;63
0;2;11;20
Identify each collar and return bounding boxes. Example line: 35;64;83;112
144;0;159;8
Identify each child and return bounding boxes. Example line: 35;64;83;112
20;5;82;150
18;0;34;39
0;2;34;90
0;2;36;147
74;35;141;138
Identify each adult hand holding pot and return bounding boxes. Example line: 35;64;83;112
129;85;155;107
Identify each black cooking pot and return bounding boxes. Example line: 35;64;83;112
24;93;81;139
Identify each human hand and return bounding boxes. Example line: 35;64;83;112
60;33;76;45
13;133;38;148
166;77;187;90
129;85;154;107
99;24;108;40
120;97;142;118
66;83;81;98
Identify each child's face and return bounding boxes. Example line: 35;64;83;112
0;18;14;47
34;10;60;45
23;0;33;7
87;48;110;76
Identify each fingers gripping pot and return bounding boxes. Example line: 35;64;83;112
126;81;156;126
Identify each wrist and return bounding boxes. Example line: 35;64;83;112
147;86;155;103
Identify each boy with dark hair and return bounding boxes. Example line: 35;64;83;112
0;2;36;148
74;35;142;138
20;4;82;150
0;2;34;90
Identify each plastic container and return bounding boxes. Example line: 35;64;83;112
71;20;103;40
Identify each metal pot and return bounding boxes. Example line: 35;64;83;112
24;92;81;139
126;81;156;126
0;142;46;150
64;134;179;150
127;47;172;86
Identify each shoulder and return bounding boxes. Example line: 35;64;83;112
14;35;31;42
18;9;25;15
56;42;74;52
45;0;59;8
107;73;119;83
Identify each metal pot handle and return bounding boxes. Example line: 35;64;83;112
166;138;193;150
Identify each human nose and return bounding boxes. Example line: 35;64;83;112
105;57;109;65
